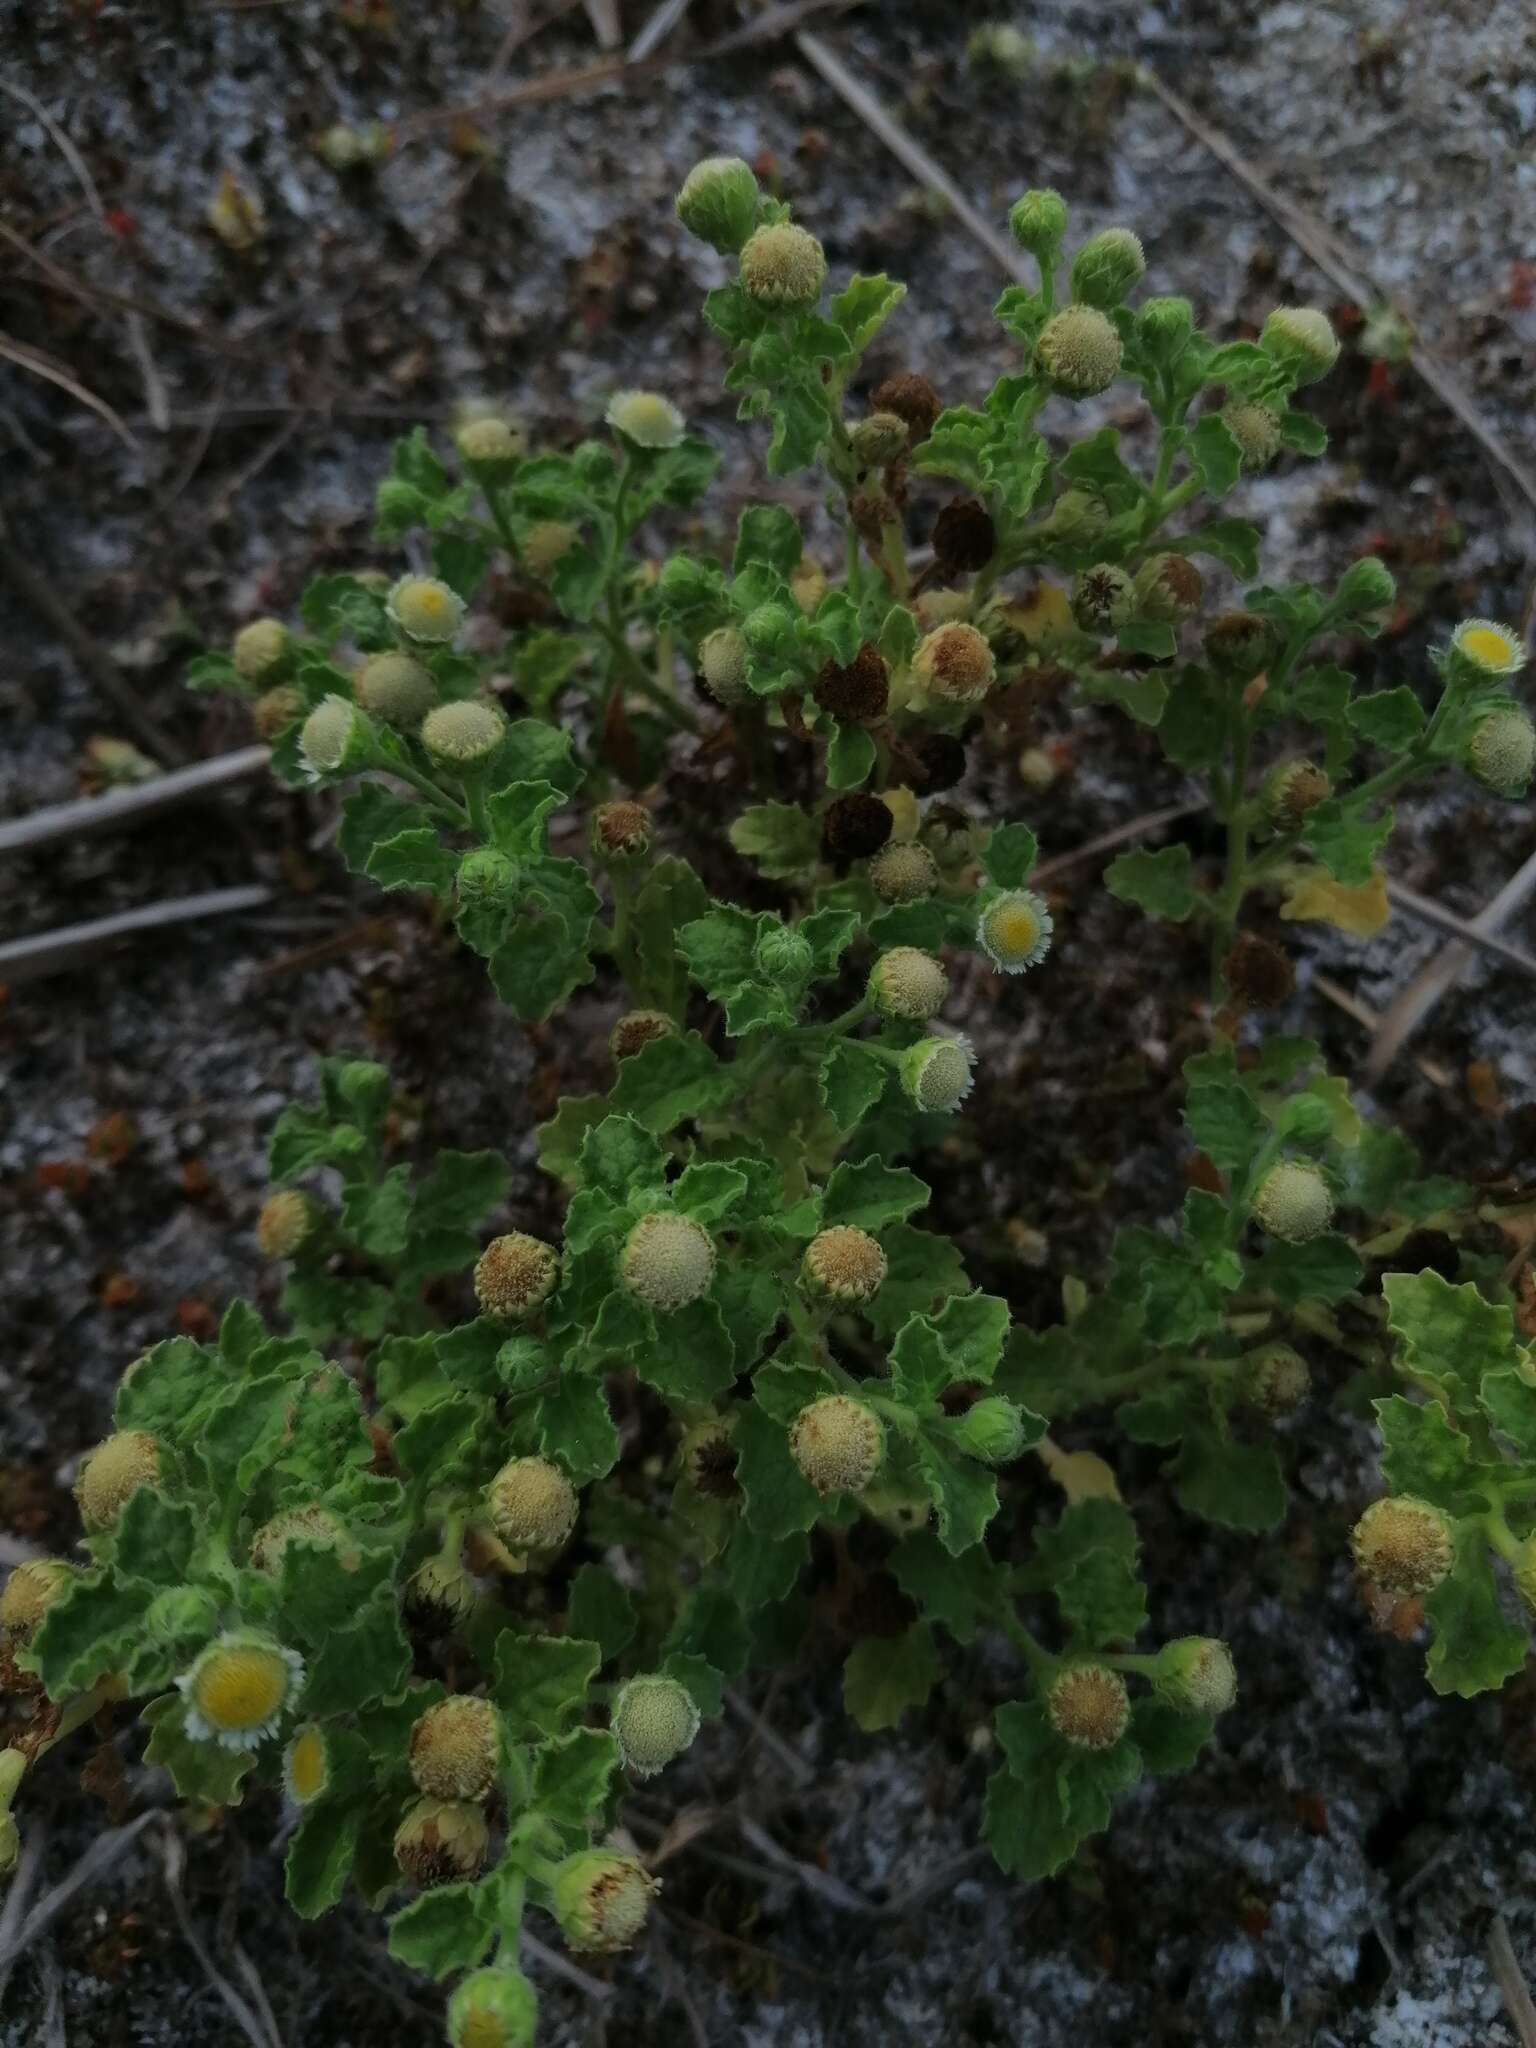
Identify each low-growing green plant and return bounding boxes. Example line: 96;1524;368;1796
6;162;1534;2039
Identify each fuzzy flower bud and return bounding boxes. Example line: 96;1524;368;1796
387;575;465;644
1262;756;1332;828
1468;708;1536;798
176;1630;304;1749
456;415;523;469
1251;1161;1334;1244
814;643;890;723
739;222;826;309
591;799;653;864
620;1211;716;1312
675;155;761;254
1261;305;1340;385
605;390;686;450
823;792;893;861
457;850;518;904
474;1233;559;1320
1204;610;1272;680
1220;400;1283;471
300;694;375;776
1133;552;1204;621
1334;555;1396;619
447;1968;539;2048
610;1010;677;1061
802;1225;887;1305
869;840;939;904
869;372;943;444
899;1035;974;1112
869;946;948;1022
1038;489;1109;549
946;1396;1029;1466
789;1396;884;1496
410;1695;501;1802
393;1797;489;1887
250;1504;357;1577
932;498;998;574
698;626;750;707
680;1422;739;1500
1351;1495;1454;1596
1447;617;1525;683
913;621;996;704
754;924;813;985
977;890;1053;973
1036;305;1123;395
421;700;506;769
1070;227;1145;309
487;1457;579;1553
253;686;303;739
75;1430;161;1530
256;1189;319;1259
1137;295;1194;356
1242;1342;1310;1416
550;1849;658;1952
612;1676;701;1778
1007;187;1067;261
355;650;435;727
521;520;580;580
404;1555;477;1634
1070;563;1134;637
232;617;292;684
0;1559;74;1642
1153;1637;1237;1716
1046;1662;1130;1750
849;412;910;469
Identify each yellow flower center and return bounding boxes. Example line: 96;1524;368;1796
193;1646;289;1730
286;1727;327;1801
413;585;447;616
1463;625;1514;667
989;904;1041;953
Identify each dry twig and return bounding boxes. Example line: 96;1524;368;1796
0;745;270;857
1489;1914;1536;2048
0;885;272;987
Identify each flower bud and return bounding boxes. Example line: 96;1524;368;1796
1204;610;1272;680
300;694;375;776
410;1694;500;1802
1251;1161;1333;1244
393;1796;489;1887
1007;187;1067;262
75;1430;161;1530
802;1225;886;1304
521;519;580;580
0;1559;74;1642
612;1676;701;1778
1447;617;1525;683
754;923;813;984
1153;1637;1237;1716
869;947;948;1022
869;372;943;444
1222;931;1295;1011
1333;555;1396;619
1036;305;1122;395
898;1035;975;1112
176;1630;305;1749
250;1504;358;1577
457;851;519;907
473;1234;558;1319
549;1849;658;1952
232;617;292;684
620;1211;716;1312
698;625;750;707
1046;1662;1130;1750
675;155;761;254
421;700;507;769
1468;708;1536;798
252;686;303;739
739;222;826;309
823;792;894;861
605;390;686;450
814;643;890;723
1242;1341;1310;1416
376;477;424;528
447;1968;539;2048
355;650;435;727
591;799;653;864
913;621;996;705
869;840;939;905
849;412;910;468
1038;488;1109;549
932;498;997;574
315;121;391;171
1136;295;1194;357
256;1188;319;1259
977;890;1053;973
1070;227;1145;309
967;22;1032;76
405;1554;477;1634
282;1723;332;1806
1132;552;1203;621
1071;563;1134;636
487;1457;579;1553
1262;756;1332;828
789;1395;884;1496
789;555;828;615
945;1395;1029;1465
455;415;523;469
387;575;465;644
610;1010;677;1061
1261;305;1340;385
1351;1495;1453;1596
680;1422;739;1500
1220;399;1283;471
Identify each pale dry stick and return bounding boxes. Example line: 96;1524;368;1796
1141;68;1536;535
0;1811;162;1994
1031;800;1204;886
792;30;1031;284
0;885;272;987
39;1945;66;2048
1385;878;1536;982
0;745;271;858
155;1823;281;2048
723;1686;815;1787
0;74;169;430
520;1926;614;2000
1489;1914;1536;2048
1311;974;1452;1091
583;0;623;47
0;330;137;449
735;1813;878;1916
1364;844;1536;1084
628;0;694;61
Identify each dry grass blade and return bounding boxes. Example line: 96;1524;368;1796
1386;878;1536;981
0;330;138;449
735;1814;877;1915
0;745;270;856
1490;1915;1536;2048
0;885;272;986
0;1811;162;1990
1032;801;1204;885
582;0;622;47
629;0;694;61
520;1927;614;1999
155;1824;281;2048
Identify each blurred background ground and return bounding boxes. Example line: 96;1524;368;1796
3;1;1536;2041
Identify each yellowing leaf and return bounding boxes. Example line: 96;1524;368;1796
1280;866;1389;937
999;581;1073;647
1039;1439;1121;1504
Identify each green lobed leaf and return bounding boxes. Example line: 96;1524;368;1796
1424;1531;1529;1698
531;1727;621;1832
1105;843;1197;923
386;1884;496;1980
140;1693;258;1807
821;1157;929;1232
981;823;1039;891
843;1623;940;1731
566;1565;638;1661
728;802;821;881
492;1632;601;1738
1374;1393;1493;1516
1347;687;1426;753
1383;1271;1517;1407
984;1701;1141;1879
1032;1499;1148;1646
284;1802;363;1920
1173;1425;1287;1531
889;1527;1007;1644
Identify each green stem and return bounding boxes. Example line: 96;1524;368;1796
486;491;523;568
378;760;473;830
594;620;701;735
1003;1614;1060;1687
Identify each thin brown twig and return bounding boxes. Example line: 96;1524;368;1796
1032;801;1204;884
1490;1915;1536;2048
0;329;138;449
